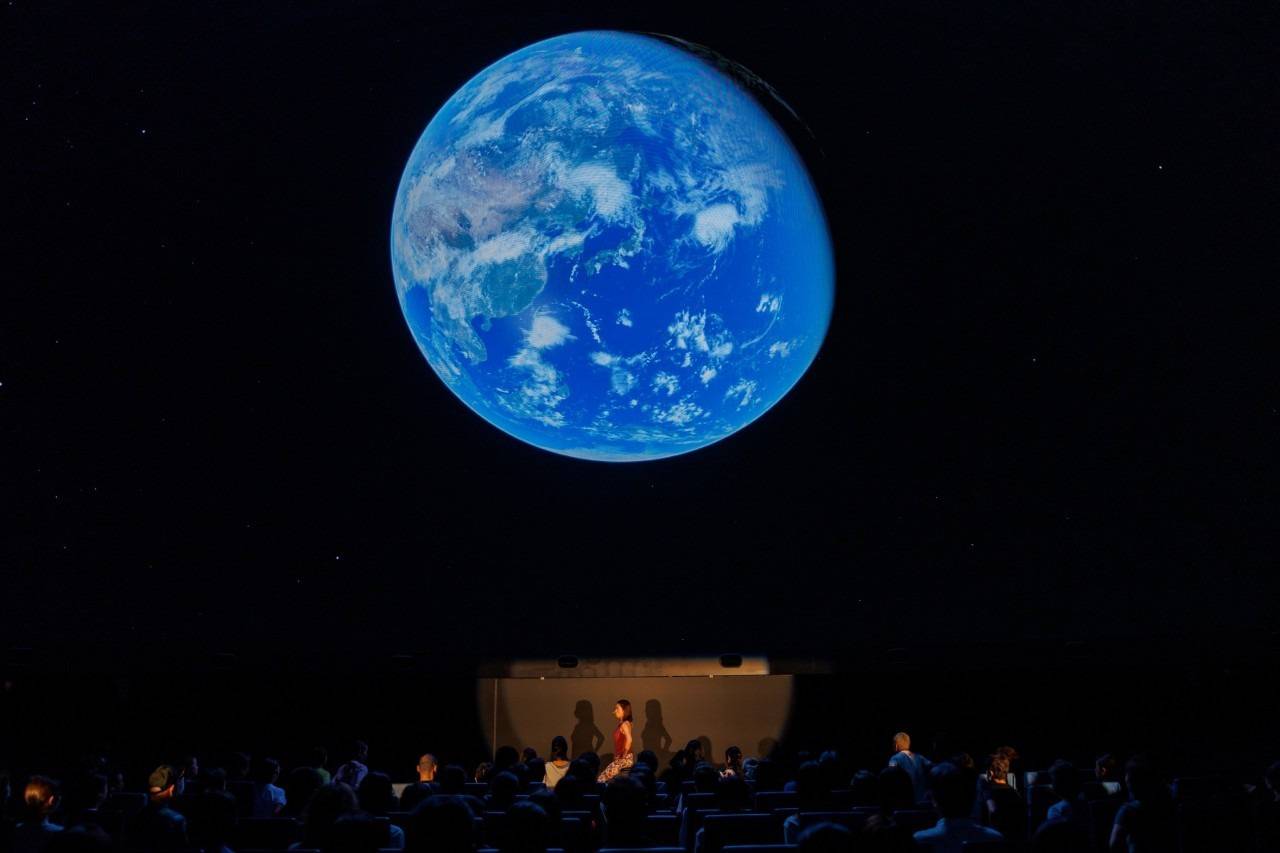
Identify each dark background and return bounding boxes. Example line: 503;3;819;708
3;1;1278;681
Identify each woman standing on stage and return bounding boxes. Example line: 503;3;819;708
597;699;635;781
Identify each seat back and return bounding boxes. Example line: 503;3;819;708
890;809;937;834
103;792;149;816
753;792;797;813
698;813;782;853
1083;798;1120;851
987;786;1027;841
793;811;871;833
646;813;680;846
231;817;301;850
227;780;257;817
682;792;717;812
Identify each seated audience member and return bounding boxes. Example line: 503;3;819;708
887;732;932;804
754;758;785;793
874;765;915;817
544;737;571;788
399;781;435;813
294;782;359;851
565;757;593;786
742;757;760;784
695;775;752;853
502;800;550;853
692;762;720;795
601;775;651;848
202;767;228;793
180;756;201;795
439;764;467;795
415;754;439;786
334;741;370;790
818;751;845;793
1045;760;1090;837
310;747;333;784
912;762;1004;852
685;740;705;767
849;769;879;807
1109;758;1176;853
485;772;519;811
356;772;405;848
13;776;64;853
975;752;1008;815
493;747;520;776
661;750;692;789
528;788;562;845
526;757;547;787
993;746;1020;789
797;822;853;853
283;767;325;818
473;763;493;783
553;774;588;812
722;746;744;778
61;773;107;827
405;794;476;853
508;763;530;791
324;812;385;853
635;749;660;774
252;757;287;818
229;753;252;781
716;775;751;812
133;766;189;851
948;754;976;773
186;789;237;853
578;752;602;781
784;762;828;843
447;767;487;817
522;748;539;765
976;753;1024;838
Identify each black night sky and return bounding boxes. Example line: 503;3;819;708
4;1;1278;669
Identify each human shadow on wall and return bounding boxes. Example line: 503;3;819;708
757;737;780;760
571;699;605;759
696;735;714;770
641;699;673;767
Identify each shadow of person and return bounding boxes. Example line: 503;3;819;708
571;699;605;759
757;737;779;760
641;699;674;768
696;735;714;769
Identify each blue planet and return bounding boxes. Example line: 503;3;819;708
391;31;834;461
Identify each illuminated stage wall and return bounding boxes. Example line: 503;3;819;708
478;662;793;765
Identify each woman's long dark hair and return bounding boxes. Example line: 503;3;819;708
550;736;568;761
616;699;633;722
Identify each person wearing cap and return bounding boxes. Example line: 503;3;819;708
130;766;188;850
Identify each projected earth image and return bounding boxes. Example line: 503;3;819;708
391;30;834;461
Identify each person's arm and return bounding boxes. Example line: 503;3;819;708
623;721;634;753
1109;807;1129;851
